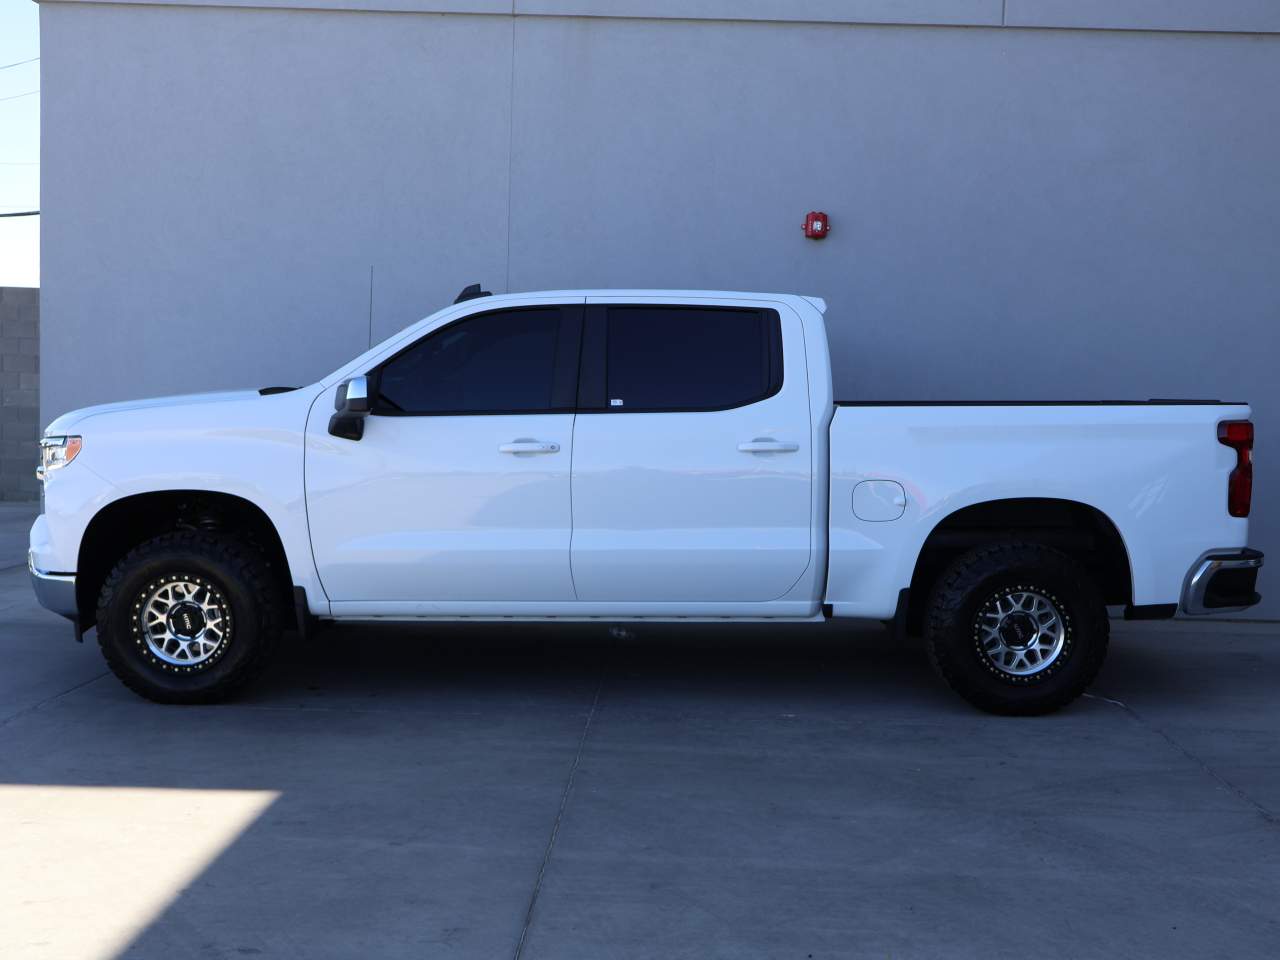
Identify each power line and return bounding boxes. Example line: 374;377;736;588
0;90;38;103
0;211;39;218
0;57;39;72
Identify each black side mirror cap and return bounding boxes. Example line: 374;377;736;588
328;410;365;441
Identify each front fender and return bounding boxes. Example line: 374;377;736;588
37;386;330;615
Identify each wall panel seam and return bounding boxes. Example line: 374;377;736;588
36;0;1280;35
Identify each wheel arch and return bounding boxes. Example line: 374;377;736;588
76;490;296;630
906;497;1133;628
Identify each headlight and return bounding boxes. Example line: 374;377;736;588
37;435;82;480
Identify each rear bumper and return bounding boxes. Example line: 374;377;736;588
1181;549;1264;615
28;554;78;620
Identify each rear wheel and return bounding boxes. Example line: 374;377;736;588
96;532;282;704
925;542;1108;715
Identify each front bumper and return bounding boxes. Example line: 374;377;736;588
1181;549;1264;615
28;554;78;620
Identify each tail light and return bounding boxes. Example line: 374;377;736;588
1218;420;1253;518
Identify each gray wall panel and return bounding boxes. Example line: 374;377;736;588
41;3;513;415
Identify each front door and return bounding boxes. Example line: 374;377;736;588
306;305;582;607
570;300;814;605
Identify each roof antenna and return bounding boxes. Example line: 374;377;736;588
367;265;375;348
455;283;492;304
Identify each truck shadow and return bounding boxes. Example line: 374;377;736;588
253;619;948;711
252;619;1278;713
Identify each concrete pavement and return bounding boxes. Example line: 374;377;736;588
1;501;1277;959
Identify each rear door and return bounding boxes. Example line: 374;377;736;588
570;299;813;604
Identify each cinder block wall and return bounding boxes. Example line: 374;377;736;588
0;287;40;501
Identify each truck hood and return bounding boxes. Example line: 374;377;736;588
44;390;265;435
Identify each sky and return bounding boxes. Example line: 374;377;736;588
0;0;40;288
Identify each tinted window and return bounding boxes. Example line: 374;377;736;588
604;307;782;411
376;308;569;414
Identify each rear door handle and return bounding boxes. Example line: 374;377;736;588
738;438;800;454
500;440;561;455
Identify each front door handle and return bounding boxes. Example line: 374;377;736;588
738;438;800;454
500;440;561;455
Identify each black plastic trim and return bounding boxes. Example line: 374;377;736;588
293;586;316;641
577;306;607;411
1205;590;1263;610
891;588;911;642
1123;603;1178;621
454;283;492;304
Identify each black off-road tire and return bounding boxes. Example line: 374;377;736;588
925;542;1109;716
96;532;282;704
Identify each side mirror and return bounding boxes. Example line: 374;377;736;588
329;375;371;440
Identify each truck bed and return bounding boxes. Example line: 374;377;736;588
824;401;1250;619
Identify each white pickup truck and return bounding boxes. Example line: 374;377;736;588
30;289;1262;714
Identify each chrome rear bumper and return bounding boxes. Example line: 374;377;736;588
1181;549;1264;615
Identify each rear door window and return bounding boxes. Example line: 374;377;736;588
592;306;782;412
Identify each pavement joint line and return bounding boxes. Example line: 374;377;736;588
1094;689;1277;827
512;679;602;960
231;704;495;715
1083;692;1129;708
0;671;110;730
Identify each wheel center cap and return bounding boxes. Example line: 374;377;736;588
999;612;1038;649
167;601;207;640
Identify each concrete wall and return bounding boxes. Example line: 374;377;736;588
0;287;39;502
40;1;1280;614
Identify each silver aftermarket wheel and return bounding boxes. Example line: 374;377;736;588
134;576;233;671
973;586;1069;681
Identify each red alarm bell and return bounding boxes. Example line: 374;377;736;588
803;211;830;240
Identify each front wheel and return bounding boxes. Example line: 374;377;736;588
96;532;282;704
925;543;1109;715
